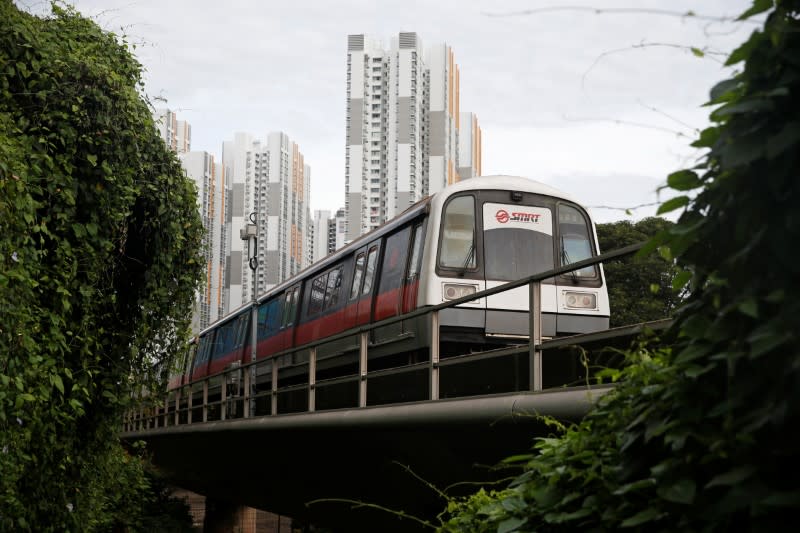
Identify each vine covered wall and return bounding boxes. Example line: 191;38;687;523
1;2;203;530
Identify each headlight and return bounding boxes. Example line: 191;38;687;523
563;291;597;309
443;283;478;301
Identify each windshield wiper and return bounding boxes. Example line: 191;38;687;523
560;236;579;283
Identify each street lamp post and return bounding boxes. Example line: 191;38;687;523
239;212;258;416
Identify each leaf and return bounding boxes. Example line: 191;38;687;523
656;196;689;215
766;121;800;160
690;47;704;57
86;154;97;166
498;517;527;533
672;270;691;291
738;298;758;319
705;465;756;488
737;0;773;20
657;479;696;504
709;78;739;102
667;170;701;191
52;374;64;394
620;507;661;528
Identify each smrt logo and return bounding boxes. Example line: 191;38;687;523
495;209;541;224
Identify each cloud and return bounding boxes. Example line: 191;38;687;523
43;0;752;216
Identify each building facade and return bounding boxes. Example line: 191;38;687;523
179;151;227;332
223;132;311;310
311;208;348;264
344;32;481;241
153;108;191;154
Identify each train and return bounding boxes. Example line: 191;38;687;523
167;175;610;397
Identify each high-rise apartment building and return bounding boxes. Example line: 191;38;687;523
153;108;191;154
311;208;348;264
458;112;482;180
344;32;481;241
311;210;332;264
179;151;227;332
223;132;311;309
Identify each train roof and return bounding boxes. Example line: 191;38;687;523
435;175;581;205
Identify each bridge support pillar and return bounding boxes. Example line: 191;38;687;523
203;498;256;533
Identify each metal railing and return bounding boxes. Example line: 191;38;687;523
123;243;645;433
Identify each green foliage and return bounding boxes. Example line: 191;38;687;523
439;0;800;530
0;2;203;530
596;217;680;327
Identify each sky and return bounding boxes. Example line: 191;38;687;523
21;0;759;223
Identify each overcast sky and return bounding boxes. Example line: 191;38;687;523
23;0;758;223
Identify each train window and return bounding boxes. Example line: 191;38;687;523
284;287;299;327
362;246;379;295
308;274;328;316
324;267;343;310
558;205;597;278
195;335;211;368
213;320;233;357
379;227;411;293
350;252;366;300
264;299;281;335
439;196;476;269
407;223;424;281
280;292;291;328
235;314;248;348
258;303;270;339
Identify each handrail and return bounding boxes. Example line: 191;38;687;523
124;242;648;432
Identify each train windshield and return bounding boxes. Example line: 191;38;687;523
482;202;554;281
558;204;597;278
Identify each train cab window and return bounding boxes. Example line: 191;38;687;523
350;252;366;300
324;267;343;310
308;273;328;316
483;201;554;281
558;205;597;278
379;227;411;293
439;196;476;269
407;223;424;281
362;246;379;295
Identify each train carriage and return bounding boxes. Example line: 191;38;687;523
169;176;610;398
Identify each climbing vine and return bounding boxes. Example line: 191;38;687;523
439;0;800;530
1;2;203;530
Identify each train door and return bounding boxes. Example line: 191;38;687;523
342;248;365;330
479;191;558;338
402;220;426;315
356;241;381;325
374;227;412;322
278;283;301;350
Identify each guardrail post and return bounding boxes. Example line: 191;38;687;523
153;404;159;429
308;348;316;412
220;376;227;421
187;385;193;424
174;389;181;426
243;366;251;418
430;310;440;401
359;332;368;407
529;281;543;391
271;359;278;415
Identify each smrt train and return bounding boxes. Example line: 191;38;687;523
168;175;610;392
